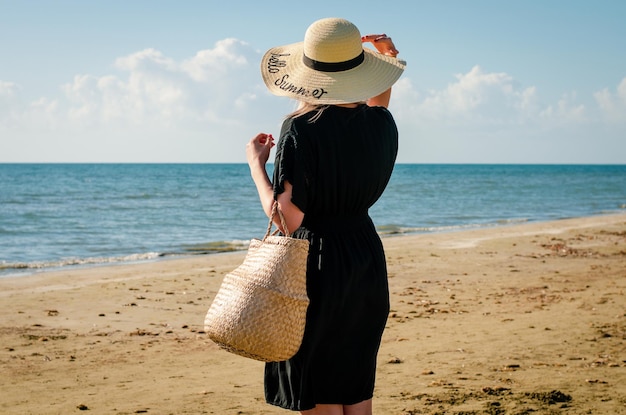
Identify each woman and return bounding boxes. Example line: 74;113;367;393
246;17;405;415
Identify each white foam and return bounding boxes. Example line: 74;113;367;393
0;252;162;274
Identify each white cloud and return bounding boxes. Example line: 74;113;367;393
114;48;178;72
393;65;620;130
180;38;250;82
1;46;624;163
390;66;626;163
0;81;20;97
393;66;541;127
46;39;264;131
594;77;626;123
539;92;586;123
0;82;18;127
0;38;278;162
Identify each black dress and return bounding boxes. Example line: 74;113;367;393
264;104;398;411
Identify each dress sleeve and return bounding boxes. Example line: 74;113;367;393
272;118;312;214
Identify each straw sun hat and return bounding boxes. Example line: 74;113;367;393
260;17;406;105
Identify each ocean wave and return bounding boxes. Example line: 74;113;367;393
0;252;163;274
377;218;530;236
181;240;251;254
496;218;530;225
0;239;253;277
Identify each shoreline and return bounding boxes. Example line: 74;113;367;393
2;211;624;280
1;213;625;414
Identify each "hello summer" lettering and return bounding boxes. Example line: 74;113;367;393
273;74;328;100
267;53;328;100
267;53;289;74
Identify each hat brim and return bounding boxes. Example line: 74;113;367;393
261;42;406;105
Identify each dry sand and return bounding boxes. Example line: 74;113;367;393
1;214;625;414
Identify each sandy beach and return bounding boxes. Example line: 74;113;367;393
1;213;625;414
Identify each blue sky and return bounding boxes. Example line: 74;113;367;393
1;0;625;163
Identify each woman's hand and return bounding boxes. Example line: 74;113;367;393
246;133;304;233
362;34;399;108
361;34;399;57
246;132;276;220
246;133;275;168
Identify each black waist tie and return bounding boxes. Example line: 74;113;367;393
302;213;373;234
297;214;376;272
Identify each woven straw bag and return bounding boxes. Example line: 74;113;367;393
204;202;310;362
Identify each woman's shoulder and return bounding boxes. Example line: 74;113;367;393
281;104;394;134
360;103;393;117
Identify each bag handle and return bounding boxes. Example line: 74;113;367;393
264;201;291;238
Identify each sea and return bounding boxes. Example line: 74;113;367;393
1;163;625;277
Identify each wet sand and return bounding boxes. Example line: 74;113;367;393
1;214;625;414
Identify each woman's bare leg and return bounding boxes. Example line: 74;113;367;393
301;404;343;415
344;399;372;415
300;399;373;415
